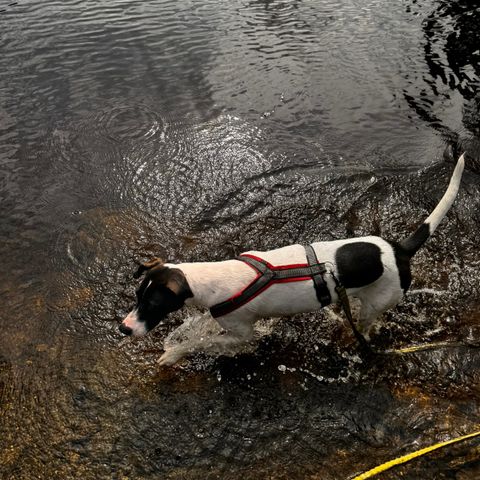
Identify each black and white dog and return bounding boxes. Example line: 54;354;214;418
120;155;464;366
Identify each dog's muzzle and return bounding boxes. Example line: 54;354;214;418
119;323;133;336
119;309;148;336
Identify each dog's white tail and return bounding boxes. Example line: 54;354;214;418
399;154;465;257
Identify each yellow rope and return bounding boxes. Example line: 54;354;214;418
351;429;480;480
388;341;460;354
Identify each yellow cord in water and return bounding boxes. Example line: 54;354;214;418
391;341;459;354
351;429;480;480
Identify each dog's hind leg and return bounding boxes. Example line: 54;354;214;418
357;302;381;340
356;286;403;339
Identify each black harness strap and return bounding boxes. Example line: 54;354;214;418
209;246;332;318
304;245;331;307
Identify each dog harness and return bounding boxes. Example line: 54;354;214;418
209;245;332;318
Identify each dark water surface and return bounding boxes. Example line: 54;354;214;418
1;0;480;478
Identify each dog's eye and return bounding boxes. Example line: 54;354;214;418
135;278;150;302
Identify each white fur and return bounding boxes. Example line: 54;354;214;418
122;309;147;336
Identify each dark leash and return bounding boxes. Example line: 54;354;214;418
305;245;374;356
329;276;478;359
330;272;375;356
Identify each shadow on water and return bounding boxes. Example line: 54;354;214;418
1;0;480;479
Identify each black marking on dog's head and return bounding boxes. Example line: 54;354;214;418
133;259;193;332
335;242;384;289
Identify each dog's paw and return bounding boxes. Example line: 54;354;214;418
158;347;185;367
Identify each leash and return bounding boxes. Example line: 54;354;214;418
351;428;480;479
326;274;464;357
330;272;373;354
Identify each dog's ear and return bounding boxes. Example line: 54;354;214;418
148;266;193;301
133;257;164;279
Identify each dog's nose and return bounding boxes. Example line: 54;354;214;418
119;324;133;336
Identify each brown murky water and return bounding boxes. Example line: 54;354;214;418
1;1;480;479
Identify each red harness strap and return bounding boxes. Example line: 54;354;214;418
209;246;331;318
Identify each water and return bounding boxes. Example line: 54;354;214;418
1;0;480;478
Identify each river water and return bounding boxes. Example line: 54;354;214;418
1;1;480;478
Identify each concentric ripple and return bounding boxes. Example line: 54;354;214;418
94;104;166;144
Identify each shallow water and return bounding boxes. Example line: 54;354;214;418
1;0;480;478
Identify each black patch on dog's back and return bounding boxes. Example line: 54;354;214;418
335;242;383;288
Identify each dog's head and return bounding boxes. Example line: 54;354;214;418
119;258;193;336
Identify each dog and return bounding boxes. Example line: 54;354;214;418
120;154;465;366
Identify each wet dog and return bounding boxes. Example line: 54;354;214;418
120;155;464;366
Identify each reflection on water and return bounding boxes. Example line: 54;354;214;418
404;0;480;160
1;0;480;478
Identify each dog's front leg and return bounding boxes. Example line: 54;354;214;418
158;332;249;366
158;345;190;366
158;314;255;366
